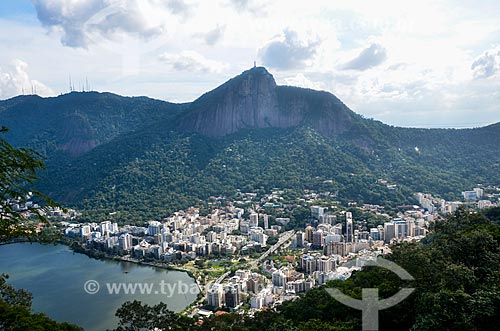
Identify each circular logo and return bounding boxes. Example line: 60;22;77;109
84;280;100;294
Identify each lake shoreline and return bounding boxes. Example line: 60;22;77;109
0;242;200;331
61;240;205;311
1;238;205;312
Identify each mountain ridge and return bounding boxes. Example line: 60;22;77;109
177;66;367;137
1;67;500;221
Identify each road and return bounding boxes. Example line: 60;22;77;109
202;230;295;302
215;271;231;284
212;229;296;282
249;230;296;269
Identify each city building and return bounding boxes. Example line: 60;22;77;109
207;284;225;308
311;206;326;219
346;212;353;243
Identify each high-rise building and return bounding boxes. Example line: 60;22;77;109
474;187;484;199
99;221;112;236
249;228;268;245
462;191;477;201
312;230;324;248
249;213;259;228
311;206;326;219
80;225;91;237
147;221;161;236
251;294;265;309
207;284;225;307
119;233;133;251
377;225;384;241
407;219;415;237
384;222;395;244
239;220;250;233
324;233;342;245
263;214;269;229
332;223;343;235
346;212;353;243
272;268;288;286
394;220;407;238
478;200;493;209
305;226;315;243
300;256;317;274
224;285;240;308
162;232;173;243
247;276;263;294
156;233;163;244
333;242;347;257
318;256;334;272
207;231;218;242
296;231;305;248
324;241;334;256
322;214;337;225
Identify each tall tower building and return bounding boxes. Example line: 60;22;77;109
346;212;353;243
224;285;240;308
119;233;133;251
263;214;269;229
249;213;259;228
384;222;395;244
305;226;315;243
296;231;305;248
313;230;324;248
207;284;225;308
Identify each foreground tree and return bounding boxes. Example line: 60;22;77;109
111;300;196;331
0;128;80;330
0;274;83;331
0;127;57;243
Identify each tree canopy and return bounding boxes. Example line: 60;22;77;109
0;127;56;243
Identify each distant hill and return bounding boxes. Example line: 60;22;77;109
0;92;186;156
1;67;499;222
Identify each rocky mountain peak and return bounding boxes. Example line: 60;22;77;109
177;67;358;137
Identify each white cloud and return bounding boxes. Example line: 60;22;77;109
259;28;321;70
471;46;500;79
228;0;267;16
166;0;194;18
0;59;54;99
341;44;387;71
229;0;249;10
283;73;322;90
158;50;227;73
31;0;177;48
195;24;225;46
2;0;500;127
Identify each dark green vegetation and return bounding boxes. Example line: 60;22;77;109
0;133;80;329
112;301;194;331
107;207;500;331
0;127;57;243
0;274;82;331
1;68;499;222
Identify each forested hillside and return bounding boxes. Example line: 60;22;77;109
1;68;499;222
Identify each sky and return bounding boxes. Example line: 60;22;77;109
1;0;500;128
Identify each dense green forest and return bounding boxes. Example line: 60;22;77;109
38;117;500;222
1;82;500;222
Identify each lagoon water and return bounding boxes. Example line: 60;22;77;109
0;243;198;331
